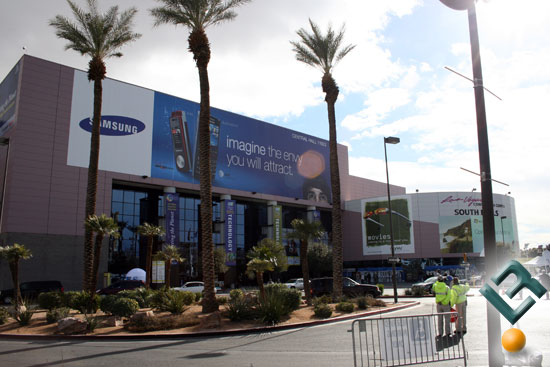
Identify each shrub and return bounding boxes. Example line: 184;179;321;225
46;307;70;324
313;295;332;305
265;284;301;313
111;298;139;318
15;309;33;326
61;291;81;309
85;314;100;332
356;297;368;310
225;292;256;321
0;307;9;325
38;292;63;310
366;295;386;308
71;292;100;314
229;289;244;301
217;296;228;305
404;289;413;296
313;303;332;318
126;313;200;333
152;289;194;314
411;287;426;297
377;284;384;295
99;295;119;315
256;290;288;325
194;292;202;303
118;287;153;308
335;301;355;313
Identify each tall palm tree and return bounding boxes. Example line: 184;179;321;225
137;223;165;288
50;0;141;293
0;243;32;310
84;214;119;292
155;244;184;287
286;218;324;305
150;0;250;313
291;19;355;299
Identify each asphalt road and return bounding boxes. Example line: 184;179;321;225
0;289;548;367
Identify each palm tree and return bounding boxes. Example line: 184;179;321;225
0;243;32;310
50;0;141;293
246;258;273;300
150;0;250;313
137;223;165;288
155;244;184;287
84;214;119;292
291;19;355;299
286;218;324;305
246;238;288;300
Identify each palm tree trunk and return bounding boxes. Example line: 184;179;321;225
145;237;153;288
91;234;105;292
9;261;21;308
165;260;171;288
322;72;343;300
83;74;103;294
190;28;217;313
300;240;312;305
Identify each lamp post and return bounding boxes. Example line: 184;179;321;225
384;136;400;304
439;1;501;365
500;216;507;261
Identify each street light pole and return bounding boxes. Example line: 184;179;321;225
439;1;502;365
384;136;400;304
500;216;507;257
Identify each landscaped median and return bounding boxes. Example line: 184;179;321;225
0;285;419;339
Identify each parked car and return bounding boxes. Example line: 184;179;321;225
284;278;304;290
310;277;381;298
96;280;145;295
411;276;439;295
0;280;63;304
172;281;218;294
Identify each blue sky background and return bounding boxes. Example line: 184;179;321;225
1;0;549;248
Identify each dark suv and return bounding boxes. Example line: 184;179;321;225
96;280;145;295
0;280;63;304
310;277;381;298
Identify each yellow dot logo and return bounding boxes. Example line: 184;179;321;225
501;328;526;353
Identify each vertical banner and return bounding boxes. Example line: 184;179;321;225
225;199;236;266
152;260;165;284
273;205;282;245
165;193;179;246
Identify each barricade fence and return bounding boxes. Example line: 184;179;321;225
350;312;466;367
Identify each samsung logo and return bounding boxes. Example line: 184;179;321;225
79;115;145;136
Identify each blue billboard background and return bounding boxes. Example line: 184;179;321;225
151;92;331;201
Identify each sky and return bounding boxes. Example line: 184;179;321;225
1;0;549;248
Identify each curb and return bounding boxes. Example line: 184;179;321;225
0;301;420;341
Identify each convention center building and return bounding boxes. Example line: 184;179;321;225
0;56;518;290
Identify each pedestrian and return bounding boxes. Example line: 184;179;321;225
445;272;453;286
432;275;453;338
451;277;469;335
538;271;550;300
366;273;371;284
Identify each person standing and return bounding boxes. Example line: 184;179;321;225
432;275;452;337
451;277;469;334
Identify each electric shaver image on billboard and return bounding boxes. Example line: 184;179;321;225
193;116;220;183
169;111;192;172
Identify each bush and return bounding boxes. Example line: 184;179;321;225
152;289;194;314
404;289;413;296
71;292;100;314
356;297;368;310
410;287;426;297
256;290;288;325
118;288;153;308
217;296;228;305
313;303;332;318
335;301;355;313
0;307;9;325
377;284;384;295
111;298;139;318
313;295;332;305
38;292;63;310
85;314;100;332
15;309;33;326
365;295;386;308
46;307;71;324
265;284;301;313
225;292;256;321
126;313;200;333
99;295;119;315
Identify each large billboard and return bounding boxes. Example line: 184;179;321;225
0;61;20;137
67;70;331;200
361;195;415;255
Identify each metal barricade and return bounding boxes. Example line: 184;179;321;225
350;312;467;367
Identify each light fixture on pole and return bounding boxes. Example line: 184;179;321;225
384;136;400;304
439;1;501;365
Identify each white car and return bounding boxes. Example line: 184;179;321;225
173;281;217;294
284;278;304;290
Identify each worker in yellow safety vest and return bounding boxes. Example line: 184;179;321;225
451;277;469;334
432;275;452;337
